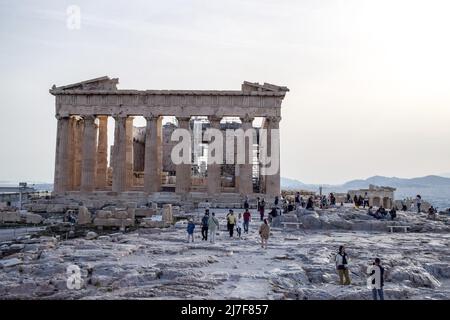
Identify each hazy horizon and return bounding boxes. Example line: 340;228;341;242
1;0;449;184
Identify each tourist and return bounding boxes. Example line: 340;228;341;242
330;193;336;206
369;258;385;300
226;210;236;238
187;218;195;243
306;197;314;210
416;195;422;213
389;207;397;220
244;195;249;210
401;201;407;211
236;213;243;239
358;195;364;208
367;206;376;218
256;196;261;213
335;245;351;285
428;206;437;220
259;218;270;249
268;207;278;223
274;196;279;207
259;198;266;220
208;212;219;244
287;201;294;212
295;192;300;209
201;211;209;241
376;206;387;219
353;195;359;208
320;195;327;209
363;192;370;208
346;193;351;203
243;209;251;233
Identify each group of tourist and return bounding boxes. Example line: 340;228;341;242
367;206;397;220
335;245;385;300
186;197;390;299
352;192;370;209
187;197;279;249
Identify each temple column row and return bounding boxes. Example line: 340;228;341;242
53;114;280;197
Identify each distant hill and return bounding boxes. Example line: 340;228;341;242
342;175;450;189
280;177;306;189
281;175;450;209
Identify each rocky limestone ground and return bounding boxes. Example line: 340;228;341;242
0;206;449;300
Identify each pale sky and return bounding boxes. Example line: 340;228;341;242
0;0;449;184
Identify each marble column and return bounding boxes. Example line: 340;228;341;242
112;115;127;193
238;115;254;196
175;117;191;194
53;115;70;193
80;115;98;192
67;117;83;190
207;116;222;195
264;116;281;197
95;116;108;189
144;115;162;193
125;117;134;189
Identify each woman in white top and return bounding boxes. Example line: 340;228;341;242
236;213;244;239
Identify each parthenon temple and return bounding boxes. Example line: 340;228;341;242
50;76;289;204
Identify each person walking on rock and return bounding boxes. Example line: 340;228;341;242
236;213;243;239
259;219;270;249
208;212;219;244
416;195;422;213
369;258;385;300
259;198;266;220
295;192;300;209
243;209;251;234
335;245;351;285
363;192;370;208
226;210;236;238
187;219;195;243
306;197;314;210
243;195;249;210
201;211;209;241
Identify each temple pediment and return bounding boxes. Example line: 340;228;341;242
50;76;118;92
241;81;289;93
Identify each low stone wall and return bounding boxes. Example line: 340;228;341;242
0;211;43;224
